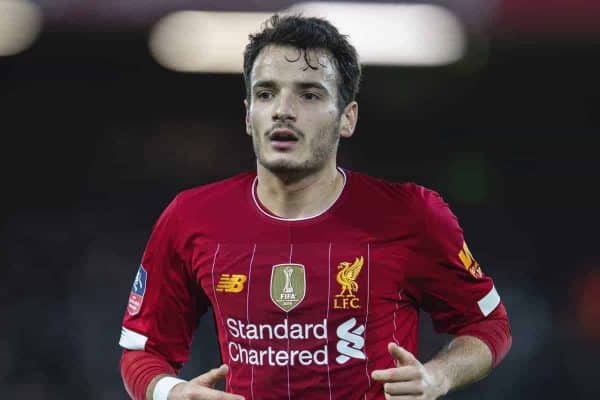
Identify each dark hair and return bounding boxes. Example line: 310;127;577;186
243;14;361;112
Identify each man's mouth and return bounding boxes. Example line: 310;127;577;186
269;129;299;142
268;128;299;150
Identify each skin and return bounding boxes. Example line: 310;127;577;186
149;44;494;400
245;45;358;219
371;337;493;400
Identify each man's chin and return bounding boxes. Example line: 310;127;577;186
258;157;317;179
261;160;303;174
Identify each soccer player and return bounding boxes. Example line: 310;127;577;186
119;14;511;400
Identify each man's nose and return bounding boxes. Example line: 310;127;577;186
272;91;296;122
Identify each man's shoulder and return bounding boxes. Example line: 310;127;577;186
174;171;256;209
346;170;449;223
348;169;434;203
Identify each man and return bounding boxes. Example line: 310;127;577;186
119;14;511;400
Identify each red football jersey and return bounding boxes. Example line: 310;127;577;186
119;169;503;400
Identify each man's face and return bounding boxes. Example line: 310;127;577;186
245;45;353;177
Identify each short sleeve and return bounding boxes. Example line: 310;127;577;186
119;195;209;368
407;187;501;334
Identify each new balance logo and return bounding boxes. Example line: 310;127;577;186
216;274;247;293
336;317;366;364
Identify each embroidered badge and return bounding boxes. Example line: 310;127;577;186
270;264;306;312
127;265;147;315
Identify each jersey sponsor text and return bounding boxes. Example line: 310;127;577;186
226;317;327;340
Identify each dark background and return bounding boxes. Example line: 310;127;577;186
2;1;600;399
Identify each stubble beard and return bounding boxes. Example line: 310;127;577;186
252;121;340;183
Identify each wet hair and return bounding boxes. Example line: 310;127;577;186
243;14;361;112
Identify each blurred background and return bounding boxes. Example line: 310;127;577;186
2;0;600;398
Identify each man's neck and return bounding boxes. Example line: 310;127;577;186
255;162;344;220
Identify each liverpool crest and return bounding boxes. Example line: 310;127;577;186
334;256;363;309
270;263;306;312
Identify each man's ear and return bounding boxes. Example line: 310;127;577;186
340;101;358;138
244;99;251;136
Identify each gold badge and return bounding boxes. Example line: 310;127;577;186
270;264;306;312
333;256;363;309
216;274;248;293
458;242;483;278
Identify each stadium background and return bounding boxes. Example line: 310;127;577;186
2;0;599;399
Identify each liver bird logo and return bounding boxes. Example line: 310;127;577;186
336;256;364;297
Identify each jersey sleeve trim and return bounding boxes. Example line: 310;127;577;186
477;285;500;317
153;377;187;400
119;326;149;351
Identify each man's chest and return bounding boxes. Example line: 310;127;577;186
190;241;415;327
185;234;421;380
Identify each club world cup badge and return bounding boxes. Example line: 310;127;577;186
270;263;306;312
127;265;147;315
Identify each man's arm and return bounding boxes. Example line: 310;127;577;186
424;335;492;395
147;367;244;400
121;350;244;400
372;336;491;399
372;312;512;399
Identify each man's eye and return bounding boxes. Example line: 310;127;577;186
302;92;320;101
256;91;273;100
